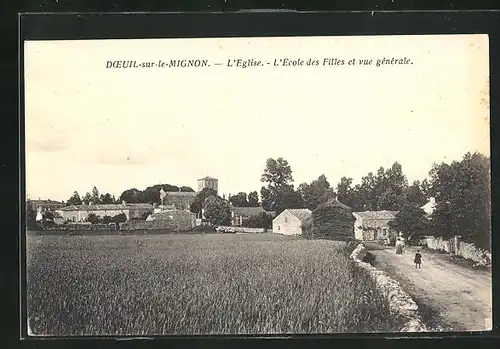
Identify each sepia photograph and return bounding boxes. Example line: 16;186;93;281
23;33;491;336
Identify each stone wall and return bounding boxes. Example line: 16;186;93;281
120;220;190;232
350;244;428;332
420;236;491;266
421;236;454;253
455;241;491;266
216;226;266;233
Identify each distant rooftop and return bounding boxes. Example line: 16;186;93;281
353;210;399;220
285;209;313;224
164;191;196;197
230;206;267;216
59;203;153;211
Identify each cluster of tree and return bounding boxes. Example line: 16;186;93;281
85;213;128;225
387;153;490;250
228;191;260;207
66;187;118;206
120;184;195;204
335;162;429;212
66;184;195;206
242;212;274;229
260;158;305;214
427;152;490;249
256;154;490;250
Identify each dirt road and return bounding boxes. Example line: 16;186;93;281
368;244;492;331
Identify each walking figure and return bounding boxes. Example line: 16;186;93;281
414;250;422;269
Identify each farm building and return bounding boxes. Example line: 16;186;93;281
121;209;196;231
151;209;196;228
230;206;275;226
56;202;153;222
353;210;399;241
272;209;312;235
160;189;196;211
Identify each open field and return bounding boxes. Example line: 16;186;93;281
27;233;402;335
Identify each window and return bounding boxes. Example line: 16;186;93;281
278;226;280;231
285;217;288;223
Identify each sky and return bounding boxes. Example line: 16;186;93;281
24;35;490;202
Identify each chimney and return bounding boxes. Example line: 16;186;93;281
122;200;126;206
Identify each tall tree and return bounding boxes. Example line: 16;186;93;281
82;192;92;205
276;185;305;213
247;191;260;207
336;177;354;207
229;192;248;207
429;152;490;250
298;174;335;210
180;186;195;192
203;195;231;226
66;191;82;205
260;157;296;213
357;172;377;211
376;162;408;210
389;203;428;241
406;180;427;207
420;178;432;199
91;187;101;204
119;188;144;203
100;193;116;204
190;188;218;216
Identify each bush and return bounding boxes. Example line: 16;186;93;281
242;213;273;229
191;225;216;233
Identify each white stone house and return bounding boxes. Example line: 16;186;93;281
353;210;399;241
272;209;312;235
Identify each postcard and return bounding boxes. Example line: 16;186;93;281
24;34;491;336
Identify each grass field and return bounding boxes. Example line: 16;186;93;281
26;233;402;335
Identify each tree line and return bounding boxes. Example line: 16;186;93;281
31;152;490;250
65;184;195;206
196;153;489;249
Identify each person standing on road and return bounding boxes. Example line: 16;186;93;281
395;238;403;254
414;250;422;269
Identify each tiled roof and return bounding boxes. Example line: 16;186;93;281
353;210;399;220
29;199;64;205
59;203;153;211
230;206;266;216
286;209;312;224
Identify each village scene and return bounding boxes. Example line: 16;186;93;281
26;153;492;335
24;35;491;336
